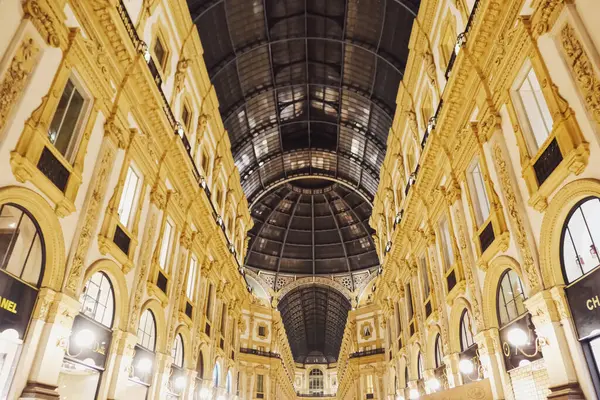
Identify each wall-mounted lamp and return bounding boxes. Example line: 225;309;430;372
139;41;151;63
427;117;437;134
385;241;392;253
504;326;548;358
408;173;416;186
216;215;223;226
394;211;403;225
175;122;185;138
199;176;207;189
198;388;211;400
425;377;441;392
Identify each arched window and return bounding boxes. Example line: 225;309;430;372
404;364;409;387
197;351;204;379
137;309;157;351
226;370;232;393
417;352;424;379
434;334;444;368
0;204;44;287
497;269;527;326
171;333;184;368
309;369;324;392
459;309;475;352
212;363;220;387
561;197;600;283
80;272;115;328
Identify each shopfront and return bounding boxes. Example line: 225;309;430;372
0;203;45;398
58;272;115;399
561;196;600;397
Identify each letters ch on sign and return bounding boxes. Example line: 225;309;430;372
586;295;600;311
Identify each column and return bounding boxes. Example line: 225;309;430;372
525;290;584;399
474;328;507;399
443;353;461;388
19;290;80;399
182;369;196;399
423;369;435;395
148;352;172;399
103;330;138;399
376;369;385;399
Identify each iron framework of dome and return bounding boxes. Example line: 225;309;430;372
246;180;378;288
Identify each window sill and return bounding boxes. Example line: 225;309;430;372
10;142;80;217
522;111;589;211
445;277;466;307
147;267;170;306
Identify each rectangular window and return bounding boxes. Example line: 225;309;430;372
182;104;191;132
117;165;141;228
395;303;401;336
469;160;491;225
440;218;454;270
351;137;362;155
205;283;214;318
420;256;431;297
406;283;414;321
366;375;374;393
257;374;264;393
220;303;227;333
154;37;167;69
517;67;553;151
158;220;174;272
201;148;210;173
186;255;198;300
48;78;87;162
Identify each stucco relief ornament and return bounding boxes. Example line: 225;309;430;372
405;110;419;142
174;58;190;94
0;38;40;133
422;50;438;87
24;0;61;47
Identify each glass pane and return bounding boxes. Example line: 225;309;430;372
159;221;173;271
518;69;552;150
568;208;595;275
118;166;140;228
57;87;84;161
581;199;600;270
186;257;197;300
48;80;74;147
80;272;115;328
471;162;490;224
0;205;44;287
138;309;156;351
58;360;100;399
589;336;600;378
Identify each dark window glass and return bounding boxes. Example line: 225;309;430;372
435;334;444;368
154;38;166;69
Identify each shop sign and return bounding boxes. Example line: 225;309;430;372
0;270;38;338
566;266;600;340
67;314;112;368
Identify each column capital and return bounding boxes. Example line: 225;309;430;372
525;288;561;325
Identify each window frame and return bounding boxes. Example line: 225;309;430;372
117;163;142;229
171;333;184;368
497;269;528;327
434;334;444;368
137;309;157;352
47;74;91;164
467;158;491;227
561;197;600;284
79;271;115;328
158;218;175;273
186;254;198;302
439;217;454;271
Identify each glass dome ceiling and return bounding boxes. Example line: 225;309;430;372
246;179;378;282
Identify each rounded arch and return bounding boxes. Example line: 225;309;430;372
409;342;424;380
277;276;353;302
396;353;409;388
138;298;167;353
426;324;443;369
448;296;475;354
0;186;66;291
173;324;193;370
212;357;222;387
540;179;600;287
83;259;129;331
196;342;210;380
482;256;527;329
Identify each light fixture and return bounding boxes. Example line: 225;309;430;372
427;116;437;133
216;215;223;226
396;395;405;400
454;32;467;54
229;244;236;254
136;357;153;373
175;122;185;138
74;328;95;348
507;327;528;347
385;241;392;253
8;222;16;229
139;41;151;63
217;396;226;400
459;358;474;374
258;161;264;167
1;328;19;341
174;376;186;389
394;211;403;225
408;173;416;185
426;377;441;391
409;388;420;399
200;176;207;188
82;357;96;366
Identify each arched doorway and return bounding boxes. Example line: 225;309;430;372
0;203;45;398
